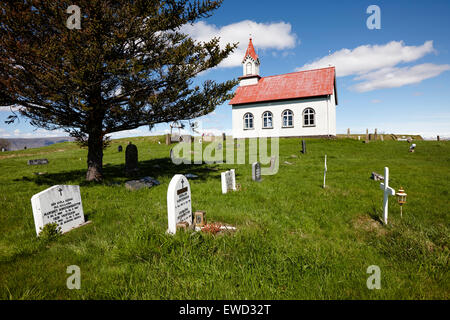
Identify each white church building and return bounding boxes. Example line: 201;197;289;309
229;38;338;139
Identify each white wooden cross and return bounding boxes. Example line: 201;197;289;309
380;167;395;224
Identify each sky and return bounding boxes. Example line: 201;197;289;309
1;0;449;140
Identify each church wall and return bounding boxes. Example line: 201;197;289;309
231;96;336;139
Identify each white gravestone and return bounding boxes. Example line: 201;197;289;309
221;169;236;194
31;185;87;236
380;167;395;224
167;174;192;234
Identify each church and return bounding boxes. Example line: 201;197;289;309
229;39;338;139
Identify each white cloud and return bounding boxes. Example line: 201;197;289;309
181;20;297;68
0;128;68;138
297;40;435;77
0;105;24;112
296;40;450;92
371;99;382;104
352;63;450;92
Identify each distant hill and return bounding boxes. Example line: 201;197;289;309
1;137;75;151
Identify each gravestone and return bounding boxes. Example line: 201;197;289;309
118;145;123;152
269;156;278;173
301;140;306;154
167;174;192;234
221;169;236;194
165;133;171;145
252;162;261;182
181;135;192;143
125;142;139;176
27;159;49;166
31;185;89;236
222;133;226;141
218;143;223;150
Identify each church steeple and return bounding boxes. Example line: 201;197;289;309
239;38;261;86
242;38;260;77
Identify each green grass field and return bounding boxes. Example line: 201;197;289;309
0;137;448;299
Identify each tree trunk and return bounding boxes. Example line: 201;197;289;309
86;129;104;182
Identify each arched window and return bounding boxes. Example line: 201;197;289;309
246;62;252;75
303;108;315;127
282;109;293;128
262;111;273;128
244;112;254;129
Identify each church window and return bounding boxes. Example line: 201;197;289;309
303;108;315;126
246;62;252;75
262;111;273;128
244;112;254;129
282;109;293;127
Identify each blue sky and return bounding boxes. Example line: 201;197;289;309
1;0;449;139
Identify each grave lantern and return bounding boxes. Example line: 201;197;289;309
396;187;407;218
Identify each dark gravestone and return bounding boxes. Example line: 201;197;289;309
252;162;261;182
118;145;123;152
222;133;226;141
301;140;306;154
27;159;49;166
125;142;139;176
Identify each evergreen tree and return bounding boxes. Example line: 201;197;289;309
0;0;237;181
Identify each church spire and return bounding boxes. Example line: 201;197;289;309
242;38;259;63
242;38;260;78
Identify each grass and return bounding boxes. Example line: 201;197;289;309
0;136;448;299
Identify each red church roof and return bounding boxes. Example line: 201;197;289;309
229;67;337;106
242;38;259;62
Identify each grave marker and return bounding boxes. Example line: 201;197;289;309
269;156;278;173
125;142;139;176
118;145;123;152
31;185;89;236
301;140;306;154
167;175;192;234
380;167;395;224
27;159;49;166
323;154;327;188
221;169;236;194
252;162;261;182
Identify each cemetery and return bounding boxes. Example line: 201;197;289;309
0;0;448;305
0;136;448;299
